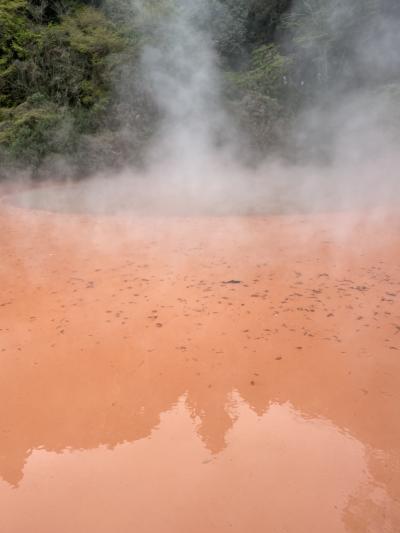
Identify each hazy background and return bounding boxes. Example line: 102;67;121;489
1;0;400;214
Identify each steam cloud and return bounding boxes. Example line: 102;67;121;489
7;0;400;216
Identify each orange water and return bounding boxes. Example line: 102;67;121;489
1;202;399;532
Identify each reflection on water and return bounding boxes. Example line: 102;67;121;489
1;394;398;533
1;204;400;532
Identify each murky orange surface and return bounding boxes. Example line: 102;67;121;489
0;192;400;532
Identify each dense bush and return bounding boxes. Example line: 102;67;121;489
0;0;131;175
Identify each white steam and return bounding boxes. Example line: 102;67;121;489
4;0;400;216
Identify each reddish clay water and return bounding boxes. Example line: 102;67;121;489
0;197;399;532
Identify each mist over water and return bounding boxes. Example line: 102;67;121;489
4;0;400;216
2;5;400;532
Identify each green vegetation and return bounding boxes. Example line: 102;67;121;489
0;0;131;176
225;43;292;151
0;0;399;177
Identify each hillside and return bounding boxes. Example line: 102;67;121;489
0;0;399;178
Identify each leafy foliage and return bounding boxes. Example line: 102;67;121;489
225;44;292;152
0;94;74;167
230;44;291;97
0;0;132;173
